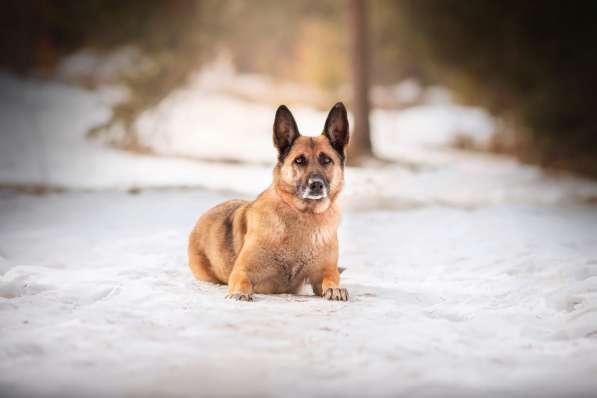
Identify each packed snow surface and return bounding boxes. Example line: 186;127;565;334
1;71;597;397
1;192;597;397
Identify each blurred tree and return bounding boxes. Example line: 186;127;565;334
0;0;214;150
4;0;596;175
347;0;374;165
383;0;597;176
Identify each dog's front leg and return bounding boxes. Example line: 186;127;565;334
227;266;253;301
226;245;255;300
316;265;349;301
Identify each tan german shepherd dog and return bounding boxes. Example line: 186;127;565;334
188;102;349;301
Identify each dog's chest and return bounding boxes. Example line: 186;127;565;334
272;224;335;283
271;248;310;286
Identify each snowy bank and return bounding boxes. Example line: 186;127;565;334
1;73;597;209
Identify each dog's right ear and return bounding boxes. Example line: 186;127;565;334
273;105;300;162
323;102;349;161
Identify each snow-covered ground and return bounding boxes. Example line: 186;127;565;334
1;71;597;397
1;191;597;397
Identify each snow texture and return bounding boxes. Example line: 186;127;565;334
1;71;597;397
1;192;597;398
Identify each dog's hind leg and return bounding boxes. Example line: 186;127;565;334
188;243;221;284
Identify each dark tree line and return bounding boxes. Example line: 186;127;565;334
388;0;597;175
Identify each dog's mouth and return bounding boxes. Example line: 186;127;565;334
298;175;329;201
301;190;328;200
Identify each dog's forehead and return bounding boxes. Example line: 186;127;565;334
291;136;333;154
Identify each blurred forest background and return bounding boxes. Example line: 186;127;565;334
1;0;597;175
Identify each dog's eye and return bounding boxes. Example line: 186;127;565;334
319;154;332;165
294;155;306;165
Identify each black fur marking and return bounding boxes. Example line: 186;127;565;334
223;212;234;253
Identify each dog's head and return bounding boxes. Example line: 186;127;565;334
272;102;349;213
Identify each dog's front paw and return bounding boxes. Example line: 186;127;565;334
323;287;348;301
226;293;254;301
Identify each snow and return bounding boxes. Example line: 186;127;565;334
1;70;597;397
2;72;596;208
57;46;153;84
1;192;597;397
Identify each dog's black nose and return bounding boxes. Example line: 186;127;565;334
309;179;324;192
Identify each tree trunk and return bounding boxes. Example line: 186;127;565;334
347;0;373;166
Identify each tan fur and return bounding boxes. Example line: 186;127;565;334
188;105;349;301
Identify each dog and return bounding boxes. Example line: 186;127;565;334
188;102;350;301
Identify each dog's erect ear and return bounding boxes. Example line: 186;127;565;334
323;102;350;161
273;105;300;162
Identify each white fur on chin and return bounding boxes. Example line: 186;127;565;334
301;189;328;200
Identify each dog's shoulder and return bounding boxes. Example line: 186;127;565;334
242;189;287;241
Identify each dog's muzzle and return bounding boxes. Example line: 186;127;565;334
302;175;328;200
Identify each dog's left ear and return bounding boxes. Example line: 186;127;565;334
323;102;350;161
